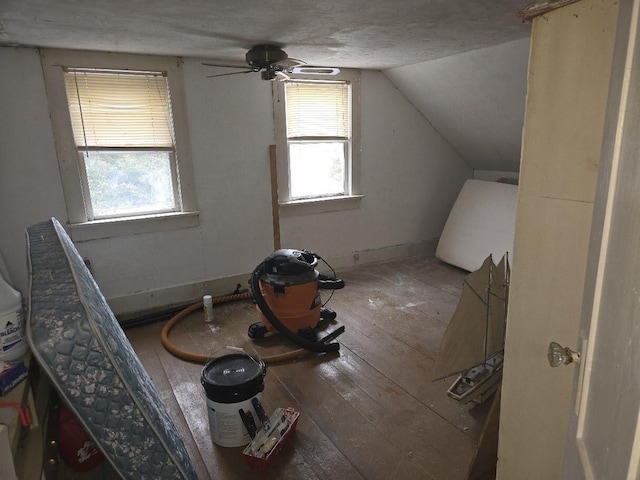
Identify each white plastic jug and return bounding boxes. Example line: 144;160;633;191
0;272;28;361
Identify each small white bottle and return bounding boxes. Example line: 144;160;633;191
0;273;28;361
203;295;214;323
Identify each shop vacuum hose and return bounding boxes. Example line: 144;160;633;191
161;286;340;365
249;262;340;354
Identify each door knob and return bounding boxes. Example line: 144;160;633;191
548;341;580;367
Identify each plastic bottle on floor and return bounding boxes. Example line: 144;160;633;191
0;272;28;361
203;295;214;323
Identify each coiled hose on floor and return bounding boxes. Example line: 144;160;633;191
161;290;321;365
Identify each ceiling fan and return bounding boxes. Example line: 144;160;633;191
203;44;340;81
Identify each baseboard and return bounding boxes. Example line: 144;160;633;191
326;238;438;272
109;238;438;319
109;272;252;320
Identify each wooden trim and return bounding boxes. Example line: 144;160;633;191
468;387;501;480
517;0;582;21
269;144;281;250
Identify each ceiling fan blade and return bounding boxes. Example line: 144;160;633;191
207;70;255;78
275;58;306;70
202;62;250;69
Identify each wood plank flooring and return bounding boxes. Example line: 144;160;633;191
125;256;493;480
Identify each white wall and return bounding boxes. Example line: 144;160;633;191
473;170;519;182
0;48;68;285
280;70;471;265
384;38;530;172
0;48;471;315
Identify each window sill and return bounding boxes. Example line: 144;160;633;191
68;211;200;242
279;195;363;217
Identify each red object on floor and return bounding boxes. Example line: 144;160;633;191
58;406;105;472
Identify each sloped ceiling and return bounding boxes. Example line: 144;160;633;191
385;38;530;172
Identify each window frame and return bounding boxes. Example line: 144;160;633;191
41;49;198;240
273;69;362;215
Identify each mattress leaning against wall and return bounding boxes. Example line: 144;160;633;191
25;218;198;479
435;179;518;272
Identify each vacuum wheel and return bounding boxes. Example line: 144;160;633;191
248;322;268;339
320;306;337;322
297;327;318;342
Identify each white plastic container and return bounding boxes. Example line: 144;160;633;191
203;295;214;323
201;354;266;447
0;273;28;361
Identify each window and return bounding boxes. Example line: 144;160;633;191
64;69;179;219
273;70;361;212
41;50;197;239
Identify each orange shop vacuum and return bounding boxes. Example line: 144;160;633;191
248;249;346;353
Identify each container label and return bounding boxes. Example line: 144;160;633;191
205;395;261;447
0;309;23;352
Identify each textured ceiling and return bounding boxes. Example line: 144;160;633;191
0;0;530;69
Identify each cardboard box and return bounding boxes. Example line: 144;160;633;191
0;361;27;396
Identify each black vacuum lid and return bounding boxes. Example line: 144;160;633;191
263;249;318;276
201;354;266;403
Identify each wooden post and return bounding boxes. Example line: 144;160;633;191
269;145;281;250
467;387;501;480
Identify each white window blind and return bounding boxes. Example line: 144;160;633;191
63;70;174;148
285;82;350;139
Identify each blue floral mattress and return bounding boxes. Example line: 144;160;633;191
26;218;197;479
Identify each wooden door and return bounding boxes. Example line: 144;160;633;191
564;1;640;477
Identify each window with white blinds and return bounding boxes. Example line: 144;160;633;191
285;82;350;139
41;50;197;236
63;70;174;149
59;69;180;219
279;79;355;201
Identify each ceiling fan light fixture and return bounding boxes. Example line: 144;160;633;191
291;67;341;76
261;68;277;81
246;45;289;69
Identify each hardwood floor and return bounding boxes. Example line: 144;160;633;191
125;256;492;480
